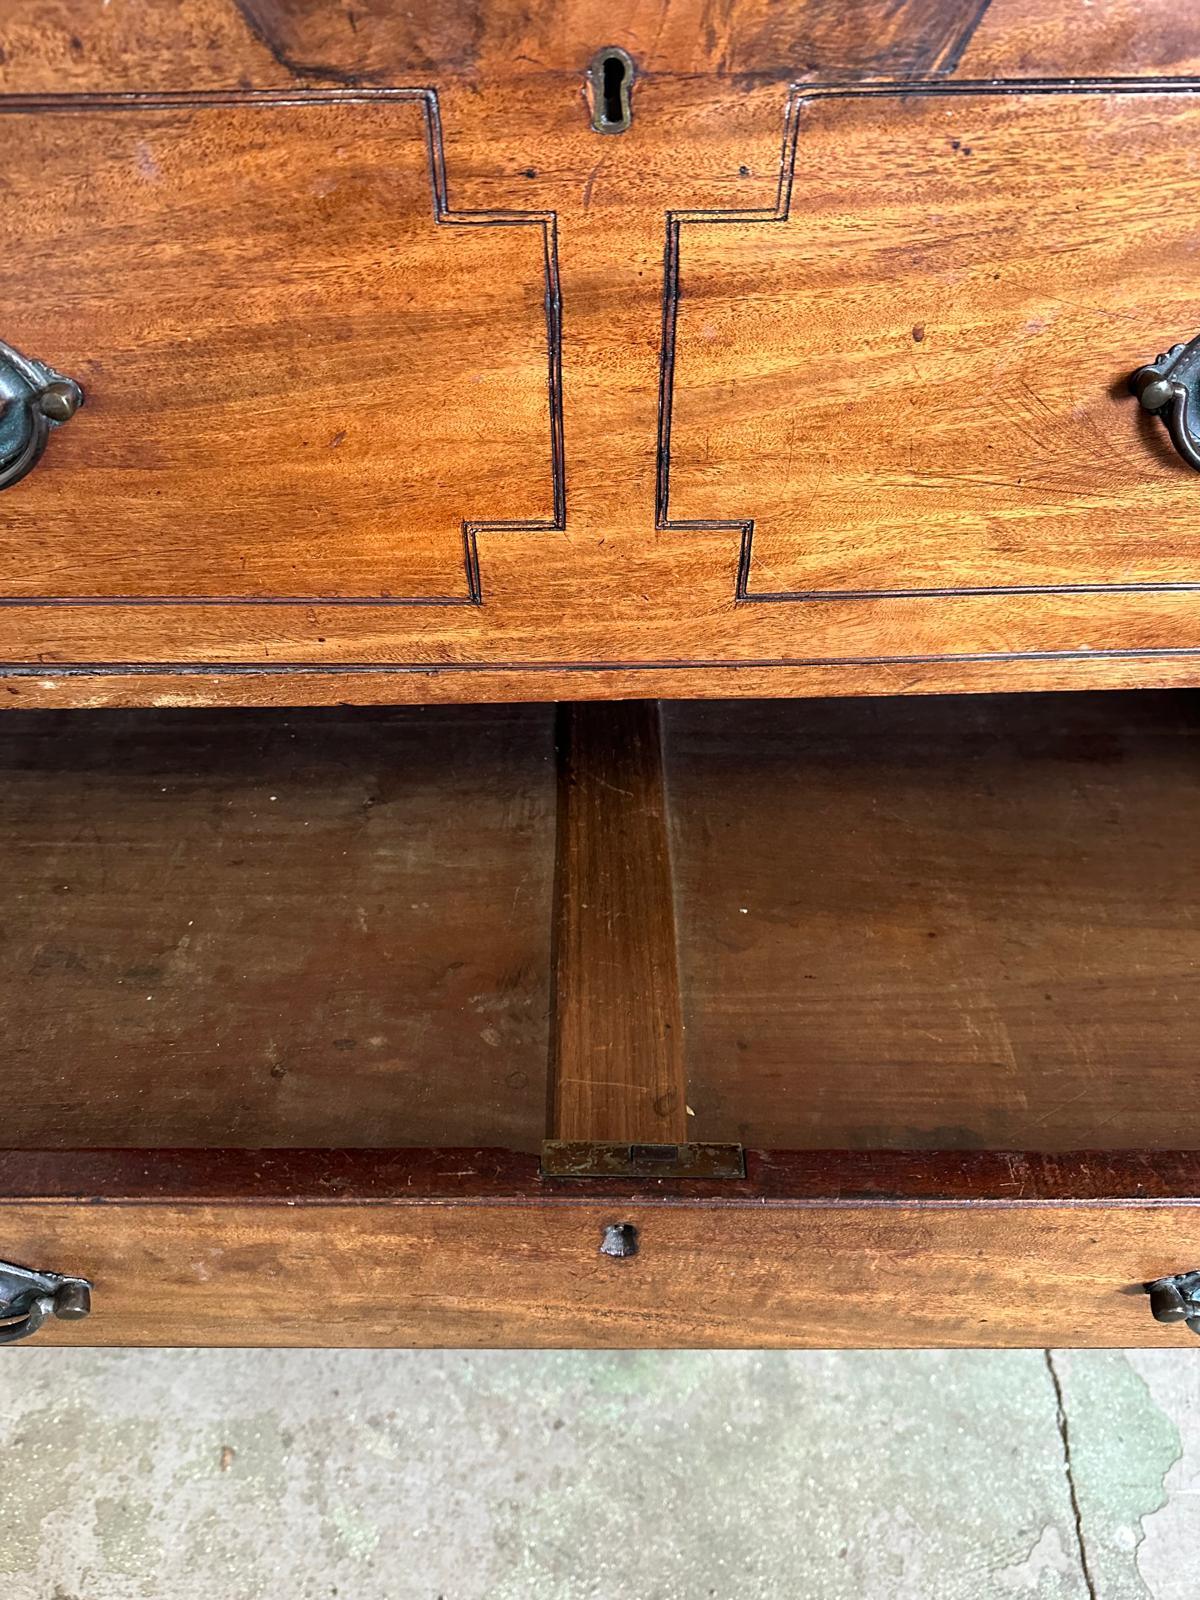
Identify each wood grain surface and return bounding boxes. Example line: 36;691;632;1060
0;0;996;94
0;95;553;605
549;702;687;1142
960;0;1200;77
670;90;1200;602
4;1149;1200;1348
2;0;1198;94
3;0;1200;1343
0;705;555;1149
2;691;1196;1157
667;690;1200;1151
4;651;1200;710
0;8;1199;700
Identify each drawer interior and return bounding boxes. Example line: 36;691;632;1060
0;705;556;1149
665;691;1200;1152
1;689;1196;1155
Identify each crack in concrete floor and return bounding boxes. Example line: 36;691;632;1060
1046;1350;1101;1600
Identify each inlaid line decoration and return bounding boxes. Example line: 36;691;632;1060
5;643;1200;679
0;87;565;610
655;77;1200;605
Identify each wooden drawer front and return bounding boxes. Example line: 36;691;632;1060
4;1154;1200;1348
3;81;1200;701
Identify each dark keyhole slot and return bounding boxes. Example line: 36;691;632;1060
601;54;626;125
589;47;633;133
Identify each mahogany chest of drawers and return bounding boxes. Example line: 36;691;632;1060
2;0;1200;1347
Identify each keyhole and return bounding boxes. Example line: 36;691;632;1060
588;46;634;134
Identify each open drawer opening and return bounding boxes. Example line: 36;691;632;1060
2;689;1197;1155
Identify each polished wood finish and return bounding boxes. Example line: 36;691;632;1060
0;95;551;606
2;0;1198;94
671;90;1200;603
668;690;1200;1151
0;705;555;1150
4;1149;1200;1347
5;652;1200;711
2;6;1200;702
961;0;1200;77
549;702;687;1142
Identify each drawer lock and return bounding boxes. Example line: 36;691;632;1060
0;1258;92;1345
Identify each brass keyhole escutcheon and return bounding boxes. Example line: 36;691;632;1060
587;46;634;134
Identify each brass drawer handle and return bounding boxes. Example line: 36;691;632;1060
1130;337;1200;471
1146;1270;1200;1336
0;338;84;492
0;1258;92;1345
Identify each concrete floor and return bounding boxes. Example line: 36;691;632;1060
2;1349;1198;1597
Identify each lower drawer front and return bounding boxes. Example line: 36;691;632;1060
5;1193;1197;1348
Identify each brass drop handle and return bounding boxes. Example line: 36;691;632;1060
0;337;84;492
1145;1270;1200;1337
1130;337;1200;471
0;1258;92;1345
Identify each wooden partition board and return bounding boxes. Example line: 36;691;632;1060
549;702;687;1144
